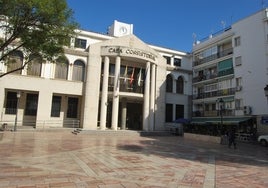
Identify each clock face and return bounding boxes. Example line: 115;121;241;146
119;26;127;34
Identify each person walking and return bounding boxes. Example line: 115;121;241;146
228;128;237;149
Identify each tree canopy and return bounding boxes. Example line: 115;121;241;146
0;0;78;77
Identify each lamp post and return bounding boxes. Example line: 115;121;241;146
14;91;21;132
264;85;268;98
218;98;224;134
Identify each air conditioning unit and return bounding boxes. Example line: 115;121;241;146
243;106;252;115
236;85;242;91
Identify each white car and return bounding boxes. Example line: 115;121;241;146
258;135;268;146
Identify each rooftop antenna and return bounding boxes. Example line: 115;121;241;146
221;21;226;29
192;33;197;44
261;0;265;8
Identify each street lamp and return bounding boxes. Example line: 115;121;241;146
264;85;268;98
14;91;21;131
217;98;224;134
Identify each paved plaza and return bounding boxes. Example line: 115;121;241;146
0;129;267;188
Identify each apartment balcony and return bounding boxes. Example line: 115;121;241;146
193;87;236;100
193;48;233;67
193;68;234;84
193;109;235;117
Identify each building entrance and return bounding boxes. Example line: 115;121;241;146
126;102;142;130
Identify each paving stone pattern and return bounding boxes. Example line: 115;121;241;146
0;130;267;188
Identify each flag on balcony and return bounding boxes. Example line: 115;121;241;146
130;68;135;85
124;66;128;83
137;68;142;86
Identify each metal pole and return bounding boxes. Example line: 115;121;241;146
14;94;20;131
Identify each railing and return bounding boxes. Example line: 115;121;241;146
0;119;80;130
193;88;236;100
193;68;234;84
193;109;235;117
193;48;233;66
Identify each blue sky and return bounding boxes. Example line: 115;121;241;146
67;0;265;52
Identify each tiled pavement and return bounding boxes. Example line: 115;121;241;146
0;130;267;188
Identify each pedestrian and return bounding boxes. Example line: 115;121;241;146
228;128;237;149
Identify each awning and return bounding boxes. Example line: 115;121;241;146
191;117;251;125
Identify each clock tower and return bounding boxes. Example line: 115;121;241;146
108;20;133;37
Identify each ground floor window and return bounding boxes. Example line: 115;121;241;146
5;91;18;114
25;93;38;116
51;96;61;117
165;103;173;122
67;97;78;118
176;104;184;119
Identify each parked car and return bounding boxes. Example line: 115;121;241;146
258;135;268;146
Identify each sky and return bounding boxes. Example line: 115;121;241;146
67;0;266;52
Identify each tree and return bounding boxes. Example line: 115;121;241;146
0;0;78;77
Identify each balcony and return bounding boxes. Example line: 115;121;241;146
193;68;234;84
193;109;235;117
193;88;236;100
193;48;233;67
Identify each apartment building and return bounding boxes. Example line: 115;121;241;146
0;20;192;131
192;8;268;136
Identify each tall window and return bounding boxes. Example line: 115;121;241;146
27;55;42;76
51;96;61;117
25;93;38;116
74;38;87;49
235;56;242;66
5;91;18;114
176;104;184;119
234;36;241;47
67;97;78;118
163;56;171;65
176;76;184;94
165;103;173;122
174;58;181;67
55;61;69;80
166;74;173;92
72;60;85;81
7;51;23;75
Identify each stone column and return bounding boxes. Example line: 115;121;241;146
111;56;121;130
100;56;109;130
121;98;127;130
149;64;156;131
143;61;150;131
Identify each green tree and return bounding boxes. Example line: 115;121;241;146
0;0;78;77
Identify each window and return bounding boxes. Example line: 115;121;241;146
176;76;184;94
51;96;61;117
67;97;78;118
175;104;184;119
5;91;18;114
235;99;243;110
7;50;23;75
72;60;85;81
163;56;171;65
55;61;68;80
235;56;242;66
234;36;241;47
25;93;38;116
27;55;42;76
165;103;173;122
166;74;173;92
74;38;87;49
174;58;181;67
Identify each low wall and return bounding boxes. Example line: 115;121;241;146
184;133;221;144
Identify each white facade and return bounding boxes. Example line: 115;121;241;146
0;21;192;131
192;8;268;135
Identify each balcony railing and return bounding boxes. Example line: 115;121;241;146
193;48;233;66
193;109;235;117
193;68;234;83
193;88;236;100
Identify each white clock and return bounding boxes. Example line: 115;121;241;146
119;26;128;34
